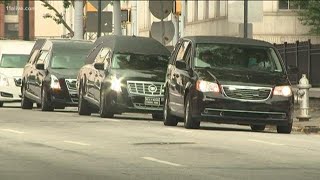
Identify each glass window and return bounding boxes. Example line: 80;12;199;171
279;0;300;10
176;41;190;61
0;54;29;68
50;47;92;69
194;43;284;73
5;0;18;15
4;23;19;39
111;53;169;71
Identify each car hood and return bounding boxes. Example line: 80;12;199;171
110;69;166;83
49;68;79;79
0;68;23;78
195;68;289;87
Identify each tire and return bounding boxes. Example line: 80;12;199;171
78;82;91;116
184;93;200;129
0;102;3;107
152;113;163;120
163;93;178;126
277;123;292;134
100;91;114;118
41;87;54;112
21;85;33;109
250;125;266;132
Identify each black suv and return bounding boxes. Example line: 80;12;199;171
77;35;170;118
164;36;297;133
21;39;93;111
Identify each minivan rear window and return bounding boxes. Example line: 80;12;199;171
0;54;29;68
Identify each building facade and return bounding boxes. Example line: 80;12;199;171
0;0;35;40
135;0;320;45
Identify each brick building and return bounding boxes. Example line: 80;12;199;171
0;0;34;40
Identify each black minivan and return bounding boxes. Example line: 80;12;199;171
164;36;297;133
21;39;93;111
77;35;170;119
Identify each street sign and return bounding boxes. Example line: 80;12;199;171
87;0;111;11
151;21;175;45
86;11;113;33
149;0;173;20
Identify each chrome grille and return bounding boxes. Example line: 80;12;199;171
127;81;164;96
65;79;77;91
133;103;163;110
222;85;272;101
14;77;22;87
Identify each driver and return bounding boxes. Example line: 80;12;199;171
196;50;213;67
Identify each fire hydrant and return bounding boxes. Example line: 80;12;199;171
295;74;312;121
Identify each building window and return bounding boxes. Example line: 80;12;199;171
204;0;209;19
279;0;305;10
5;23;19;39
194;1;198;21
5;0;18;15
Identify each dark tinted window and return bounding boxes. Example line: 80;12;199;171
195;43;284;73
0;54;29;68
111;53;169;70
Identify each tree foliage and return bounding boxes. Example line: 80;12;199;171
291;0;320;35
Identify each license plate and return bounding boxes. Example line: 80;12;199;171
145;97;160;106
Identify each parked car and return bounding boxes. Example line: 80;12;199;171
21;39;93;111
77;35;170;119
0;40;35;107
164;36;298;133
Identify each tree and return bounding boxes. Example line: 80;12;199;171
291;0;320;35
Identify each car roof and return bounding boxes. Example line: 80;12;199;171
0;40;35;55
94;35;171;56
183;36;274;47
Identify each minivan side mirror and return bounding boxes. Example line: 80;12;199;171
176;60;187;70
94;62;104;70
287;65;299;74
36;63;45;70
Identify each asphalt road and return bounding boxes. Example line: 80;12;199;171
0;103;320;180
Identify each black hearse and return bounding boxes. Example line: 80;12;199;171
77;35;170;119
164;36;298;133
21;39;93;111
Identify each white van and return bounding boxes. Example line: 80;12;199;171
0;40;35;107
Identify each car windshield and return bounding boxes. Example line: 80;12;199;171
0;54;29;68
111;53;169;70
194;43;284;73
50;49;89;69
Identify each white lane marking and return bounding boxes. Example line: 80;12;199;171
63;140;90;146
107;119;121;122
1;129;25;134
142;157;183;167
248;139;285;146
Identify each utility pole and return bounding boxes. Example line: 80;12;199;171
113;1;122;36
244;0;248;38
74;0;84;40
181;0;185;38
23;0;30;40
131;0;137;36
97;0;102;38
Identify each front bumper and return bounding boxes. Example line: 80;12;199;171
49;89;78;107
0;78;22;102
105;90;164;114
191;91;294;125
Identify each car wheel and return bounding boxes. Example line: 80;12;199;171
0;102;3;107
100;91;114;118
21;85;33;109
184;93;200;129
41;87;54;112
250;125;266;132
277;123;292;134
152;113;163;120
163;93;178;126
78;83;91;116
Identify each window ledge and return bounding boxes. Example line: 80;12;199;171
186;16;228;25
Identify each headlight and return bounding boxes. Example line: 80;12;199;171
196;80;220;93
110;77;122;92
50;75;61;90
273;86;292;97
0;73;9;86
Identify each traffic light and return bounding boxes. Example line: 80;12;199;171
173;0;181;16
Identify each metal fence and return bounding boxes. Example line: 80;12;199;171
275;40;320;87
